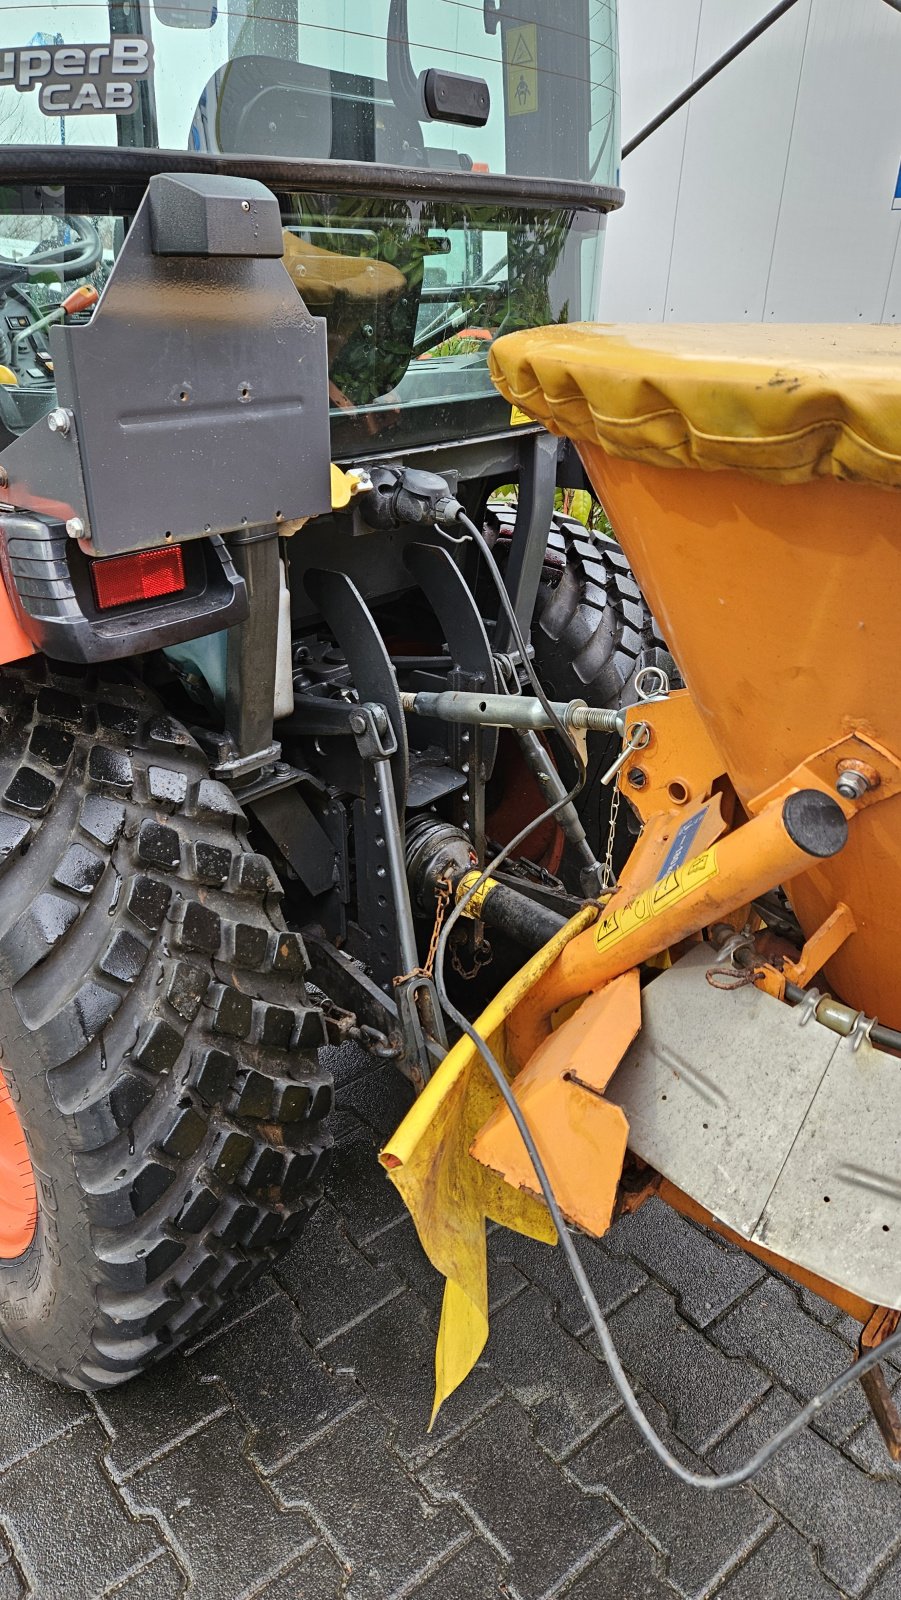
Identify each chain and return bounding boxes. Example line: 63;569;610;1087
320;998;402;1059
392;873;453;987
601;776;621;893
450;931;494;980
424;874;453;979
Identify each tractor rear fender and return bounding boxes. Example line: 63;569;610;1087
0;513;248;666
0;564;34;666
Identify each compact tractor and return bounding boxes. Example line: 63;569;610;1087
0;0;899;1486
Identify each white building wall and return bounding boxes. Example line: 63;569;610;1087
599;0;901;323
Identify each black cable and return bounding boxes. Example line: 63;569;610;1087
433;509;901;1489
430;508;589;986
782;982;901;1055
455;510;585;792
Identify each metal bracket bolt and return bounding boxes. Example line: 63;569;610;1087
836;769;870;801
47;408;73;436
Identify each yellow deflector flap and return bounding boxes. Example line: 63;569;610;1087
380;907;596;1424
488;323;901;489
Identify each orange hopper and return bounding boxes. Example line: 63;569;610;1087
489;323;901;1029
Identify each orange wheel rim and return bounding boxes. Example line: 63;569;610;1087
0;1066;37;1258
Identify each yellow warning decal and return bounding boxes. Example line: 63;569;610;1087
510;404;533;426
456;870;500;919
505;22;538;116
594;846;720;953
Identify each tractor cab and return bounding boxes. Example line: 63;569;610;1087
0;2;619;455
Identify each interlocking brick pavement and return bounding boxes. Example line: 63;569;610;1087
1;1044;900;1599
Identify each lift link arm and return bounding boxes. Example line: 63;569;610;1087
347;703;447;1086
400;687;626;738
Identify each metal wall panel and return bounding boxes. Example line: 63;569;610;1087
598;0;702;321
664;0;812;321
878;229;901;325
762;0;901;322
601;0;901;324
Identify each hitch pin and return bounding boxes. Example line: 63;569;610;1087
599;721;651;786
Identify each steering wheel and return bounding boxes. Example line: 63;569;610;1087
0;216;102;282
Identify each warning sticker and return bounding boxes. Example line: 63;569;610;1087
510;404;533;426
594;846;720;954
457;871;499;919
504;22;537;117
656;803;711;880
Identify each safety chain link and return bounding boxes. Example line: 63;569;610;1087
424;873;453;979
601;774;621;893
393;871;453;987
320;998;402;1060
450;933;494;980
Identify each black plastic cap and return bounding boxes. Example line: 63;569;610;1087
421;69;491;127
782;789;849;859
148;172;284;258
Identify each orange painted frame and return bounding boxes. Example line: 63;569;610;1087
0;577;34;667
0;1066;37;1259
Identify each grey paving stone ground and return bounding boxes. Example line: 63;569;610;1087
1;1043;900;1599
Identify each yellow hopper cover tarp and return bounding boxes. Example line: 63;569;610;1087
489;323;901;489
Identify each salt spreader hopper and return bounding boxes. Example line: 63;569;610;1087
383;323;901;1448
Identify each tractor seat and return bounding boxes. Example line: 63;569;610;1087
281;232;406;308
489;322;901;490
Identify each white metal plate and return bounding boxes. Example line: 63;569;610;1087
607;946;838;1238
759;1034;901;1307
607;946;901;1309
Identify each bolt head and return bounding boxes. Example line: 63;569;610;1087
627;767;647;789
65;517;85;539
349;712;367;735
47;407;71;436
240;200;251;212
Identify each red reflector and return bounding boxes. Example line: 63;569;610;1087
91;546;186;610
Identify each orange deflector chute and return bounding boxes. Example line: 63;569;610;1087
470;972;639;1236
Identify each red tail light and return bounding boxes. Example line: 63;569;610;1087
90;545;186;611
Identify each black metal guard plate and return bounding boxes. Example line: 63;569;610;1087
0;172;332;556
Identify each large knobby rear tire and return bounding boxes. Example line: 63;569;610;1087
0;662;331;1390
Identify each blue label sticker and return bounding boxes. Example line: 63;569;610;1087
657;804;710;880
894;160;901;210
